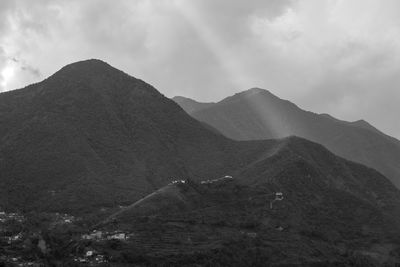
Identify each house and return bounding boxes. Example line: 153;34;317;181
86;250;94;257
275;192;284;200
94;255;106;263
170;180;186;185
11;233;22;241
82;230;103;240
0;212;6;223
7;213;24;222
108;232;127;240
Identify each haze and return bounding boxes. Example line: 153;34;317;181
1;0;399;138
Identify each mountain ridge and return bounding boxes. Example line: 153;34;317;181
174;88;400;188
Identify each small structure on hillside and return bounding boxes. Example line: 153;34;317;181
86;250;94;257
270;192;284;209
170;179;186;185
82;230;103;240
0;211;6;223
107;232;127;240
275;192;283;201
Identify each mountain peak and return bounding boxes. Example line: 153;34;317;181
241;87;271;96
230;88;279;101
0;59;165;110
218;88;290;108
53;59;125;79
63;58;111;69
38;58;159;97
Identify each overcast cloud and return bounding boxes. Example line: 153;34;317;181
1;0;399;138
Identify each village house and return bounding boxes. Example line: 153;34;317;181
82;230;103;240
107;232;128;240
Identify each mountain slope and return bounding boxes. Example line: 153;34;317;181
174;88;400;188
112;136;400;223
0;60;271;214
97;137;400;265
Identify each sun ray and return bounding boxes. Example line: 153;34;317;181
173;1;253;91
173;1;291;137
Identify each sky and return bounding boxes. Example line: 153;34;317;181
1;0;400;139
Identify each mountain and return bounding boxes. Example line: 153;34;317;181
0;60;273;214
94;137;400;265
1;60;400;265
174;88;400;188
111;136;400;222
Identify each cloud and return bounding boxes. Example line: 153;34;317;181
244;0;400;137
0;0;399;138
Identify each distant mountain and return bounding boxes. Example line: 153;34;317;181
172;96;214;114
174;88;400;188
